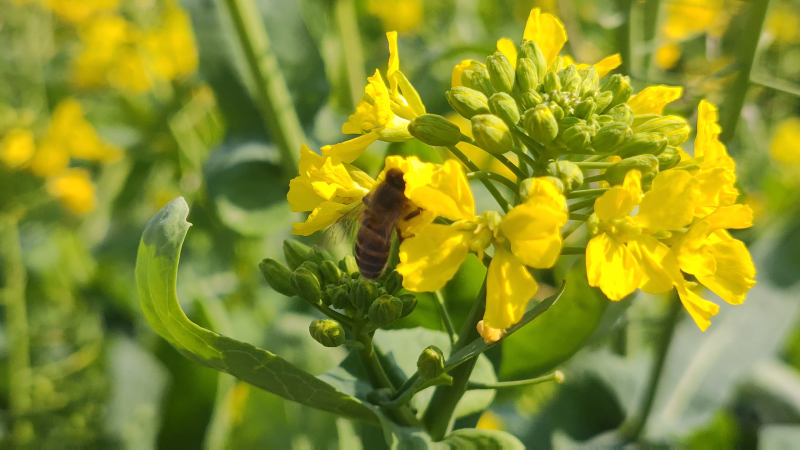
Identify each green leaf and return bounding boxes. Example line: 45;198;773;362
135;197;378;424
442;429;525;449
499;259;611;379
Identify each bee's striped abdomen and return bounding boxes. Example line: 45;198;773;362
355;214;392;279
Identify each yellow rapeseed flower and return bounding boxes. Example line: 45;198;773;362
323;32;425;163
45;99;122;163
0;128;36;169
144;2;199;81
45;0;119;24
627;85;684;115
688;100;738;217
769;117;800;165
367;0;423;34
768;3;800;44
46;168;97;215
655;0;733;69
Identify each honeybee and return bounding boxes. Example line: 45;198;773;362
353;168;420;279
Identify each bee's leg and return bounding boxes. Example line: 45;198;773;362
395;226;406;245
403;208;421;221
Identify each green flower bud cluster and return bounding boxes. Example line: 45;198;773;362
260;240;418;348
441;40;689;161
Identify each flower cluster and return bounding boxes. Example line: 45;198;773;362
286;8;756;342
0;99;122;215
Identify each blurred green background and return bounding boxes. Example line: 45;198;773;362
1;0;800;447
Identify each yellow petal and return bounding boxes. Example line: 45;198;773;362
484;246;539;329
522;8;568;65
451;59;475;88
29;140;70;178
386;31;400;95
0;128;35;169
627;235;680;294
592;54;622;77
675;281;719;332
627;85;683;115
500;183;567;268
321;132;380;164
695;100;731;163
299;143;326;175
594;170;641;222
586;233;641;301
292;201;355;236
496;38;518;69
635;170;697;231
342;69;393;136
397;224;471;292
705;205;753;231
477;320;505;344
655;43;682;70
693;166;737;215
674;220;717;277
47;168;97;215
287;177;324;212
695;238;756;305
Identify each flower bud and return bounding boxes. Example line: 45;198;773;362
548;102;565;121
599;75;632;112
520;176;564;201
283;240;311;270
606;155;660;189
463;64;496;96
518;41;547;80
368;294;404;328
338;255;359;276
328;285;351;310
398;293;417;317
632;113;661;128
607;104;634;126
615;132;668;158
591;122;633;153
515;58;539;92
547;160;584;192
520;89;544;110
298;261;322;284
319;260;343;286
417;345;446;380
307;246;333;265
487;52;515;94
259;259;296;297
408;114;464;147
578;67;599;96
634;115;690;146
383;270;403;296
573;98;596;120
290;267;322;304
488;93;521;128
350;279;376;310
561;124;594;154
558;65;581;94
592;115;614;127
446;87;490;119
524;105;559;145
472;114;517;155
657;146;682;170
594;91;614;112
309;319;345;348
543;72;561;93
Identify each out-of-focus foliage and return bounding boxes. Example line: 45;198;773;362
1;0;800;447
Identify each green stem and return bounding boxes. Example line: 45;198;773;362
434;290;457;345
356;333;395;391
220;0;305;178
584;154;609;162
569;213;591;221
467;371;563;390
311;302;354;327
568;188;608;198
562;220;586;240
334;0;366;109
719;0;771;144
641;0;661;81
462;137;526;179
616;0;633;76
512;126;544;158
575;161;614;169
561;246;587;255
618;294;681;443
0;214;31;441
447;146;511;212
511;147;538;173
583;174;606;183
568;197;597;212
422;279;487;440
467;171;519;195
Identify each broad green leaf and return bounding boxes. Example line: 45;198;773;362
136;197;377;424
499;259;610;379
442;429;525;449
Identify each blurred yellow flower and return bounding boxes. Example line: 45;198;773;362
768;3;800;44
46;168;97;215
46;99;122;162
29;141;70;178
476;410;505;431
144;3;199;80
45;0;119;24
1;128;36;169
769;117;800;165
367;0;423;34
656;0;733;69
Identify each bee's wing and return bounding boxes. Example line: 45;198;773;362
323;202;364;246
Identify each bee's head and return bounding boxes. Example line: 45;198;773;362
384;168;406;190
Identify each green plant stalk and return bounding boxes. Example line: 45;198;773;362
512;126;544;158
0;214;31;439
615;0;633;76
562;219;586;240
568;197;597;212
447;146;511;212
641;0;661;81
467;371;562;389
618;293;682;443
561;246;587;255
720;0;772;144
434;290;457;345
569;213;591;221
220;0;305;177
575;161;614;169
462;137;526;179
334;0;367;109
467;171;519;195
568;188;608;198
356;332;396;391
422;280;487;440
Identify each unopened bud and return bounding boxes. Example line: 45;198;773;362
657;146;682;170
319;260;342;286
558;65;581;94
309;319;345;348
488;93;521;128
417;345;446;380
290;267;322;304
307;246;333;265
543;72;561;93
350;279;376;310
578;67;599;96
547;102;565;121
339;255;359;276
561;124;593;153
283;240;311;271
632;113;661;128
463;64;496;96
298;261;322;284
520;176;564;202
594;91;614;113
520;89;544;110
398;293;417;317
515;58;539;92
524;105;558;145
518;41;547;80
599;75;632;112
607;104;634;126
635;115;690;146
547;160;584;193
259;259;296;297
408;114;464;147
328;285;351;310
591;122;633;153
472;114;517;155
447;87;490;119
487;52;515;94
606;155;660;189
616;132;668;158
573;98;596;120
368;294;404;328
383;270;403;296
